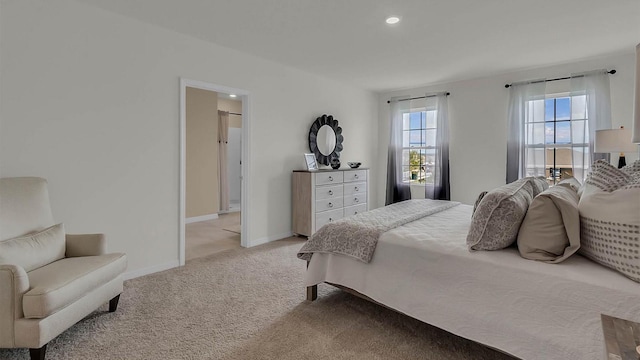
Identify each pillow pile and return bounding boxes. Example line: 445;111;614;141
467;177;548;251
578;160;640;282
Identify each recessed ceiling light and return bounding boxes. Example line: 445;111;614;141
229;94;237;98
386;16;400;25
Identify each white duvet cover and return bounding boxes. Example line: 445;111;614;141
305;205;640;360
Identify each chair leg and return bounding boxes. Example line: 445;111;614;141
109;294;120;312
29;344;46;360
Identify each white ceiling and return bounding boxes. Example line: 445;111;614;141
80;0;640;92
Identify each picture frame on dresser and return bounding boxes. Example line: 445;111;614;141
304;153;318;171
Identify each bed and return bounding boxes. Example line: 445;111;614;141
302;204;640;360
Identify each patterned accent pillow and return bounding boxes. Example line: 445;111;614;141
579;161;640;283
517;184;581;263
467;177;546;251
472;191;488;215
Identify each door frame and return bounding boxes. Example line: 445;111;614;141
179;78;251;265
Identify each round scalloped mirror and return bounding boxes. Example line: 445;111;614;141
308;114;343;166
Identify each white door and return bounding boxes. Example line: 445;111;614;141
227;128;242;206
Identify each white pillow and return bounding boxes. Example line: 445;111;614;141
0;223;65;272
579;160;640;282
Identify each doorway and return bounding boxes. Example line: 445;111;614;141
179;79;250;265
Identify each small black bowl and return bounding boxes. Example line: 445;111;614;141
348;162;361;169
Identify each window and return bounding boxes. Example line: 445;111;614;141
524;94;588;185
401;109;437;184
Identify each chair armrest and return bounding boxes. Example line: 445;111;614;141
0;264;29;347
65;233;107;257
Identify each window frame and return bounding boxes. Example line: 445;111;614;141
523;92;589;185
400;107;437;185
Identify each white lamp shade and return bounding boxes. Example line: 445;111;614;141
595;128;636;153
634;43;640;143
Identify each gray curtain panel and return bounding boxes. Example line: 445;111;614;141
570;70;611;182
386;97;411;205
506;81;547;183
425;93;450;200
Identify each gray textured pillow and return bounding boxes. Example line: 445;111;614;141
517;184;580;263
0;223;65;272
579;160;640;282
472;191;488;215
467;178;545;251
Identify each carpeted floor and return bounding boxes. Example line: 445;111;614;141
0;238;516;360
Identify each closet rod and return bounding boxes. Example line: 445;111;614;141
504;69;616;88
229;112;242;116
386;92;450;104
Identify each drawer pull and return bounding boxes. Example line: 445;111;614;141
354;211;358;215
329;218;333;222
328;202;333;208
354;186;359;192
354;174;359;179
328;176;333;181
328;190;333;195
354;198;359;203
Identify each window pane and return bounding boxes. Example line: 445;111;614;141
403;113;410;130
402;149;410;166
571;120;588;144
532;99;545;122
410;112;421;129
555;121;570;144
425;129;436;146
545;99;555;121
526;148;545;176
545;122;555;144
571;95;586;120
426;111;436;128
527;123;545;145
556;97;570;120
403;131;410;147
410;130;422;147
554;147;572;168
421;111;426;129
402;166;410;182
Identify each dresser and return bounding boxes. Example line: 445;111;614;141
292;168;369;237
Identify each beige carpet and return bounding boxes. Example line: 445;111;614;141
0;239;516;360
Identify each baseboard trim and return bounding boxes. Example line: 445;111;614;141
185;213;218;224
248;231;294;247
123;260;180;280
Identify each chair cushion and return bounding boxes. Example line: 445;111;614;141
23;253;127;318
0;223;66;272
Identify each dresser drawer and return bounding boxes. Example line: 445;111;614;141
316;197;343;213
343;194;366;207
344;170;366;183
344;203;367;217
315;171;343;186
343;182;366;196
316;208;344;229
315;184;343;200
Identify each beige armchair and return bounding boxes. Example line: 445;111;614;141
0;177;126;360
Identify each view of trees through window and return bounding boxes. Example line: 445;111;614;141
402;110;436;184
525;94;588;185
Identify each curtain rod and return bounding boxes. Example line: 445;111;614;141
387;92;450;104
504;70;616;88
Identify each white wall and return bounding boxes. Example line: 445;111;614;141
0;0;378;275
377;53;637;207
